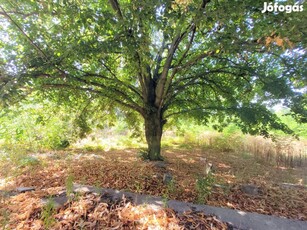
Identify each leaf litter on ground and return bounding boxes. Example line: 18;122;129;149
1;191;228;229
0;148;306;228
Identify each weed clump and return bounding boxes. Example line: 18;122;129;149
137;149;150;160
195;173;215;204
40;198;56;229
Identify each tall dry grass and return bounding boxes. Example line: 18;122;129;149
163;130;307;168
242;136;307;167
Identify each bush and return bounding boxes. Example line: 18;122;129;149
0;98;83;151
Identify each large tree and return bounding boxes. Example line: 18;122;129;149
0;0;306;160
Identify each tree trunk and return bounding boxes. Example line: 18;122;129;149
144;111;164;161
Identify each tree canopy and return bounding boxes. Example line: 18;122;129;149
0;0;306;160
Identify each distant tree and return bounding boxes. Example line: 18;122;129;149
0;0;306;160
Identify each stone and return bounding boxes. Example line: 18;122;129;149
59;184;307;230
279;183;307;190
153;161;167;169
41;193;68;209
204;163;213;175
240;184;261;196
213;184;227;189
16;187;35;193
199;157;214;175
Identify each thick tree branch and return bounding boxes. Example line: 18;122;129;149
0;11;37;18
154;31;187;107
164;67;253;109
153;0;213;108
153;39;166;80
108;0;123;19
176;24;196;67
35;65;144;114
43;83;144;115
201;0;211;9
174;50;216;71
79;69;143;101
71;75;142;110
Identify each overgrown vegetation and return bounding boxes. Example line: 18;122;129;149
163;118;307;167
1;104;306;170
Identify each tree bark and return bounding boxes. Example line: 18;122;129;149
144;111;164;161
